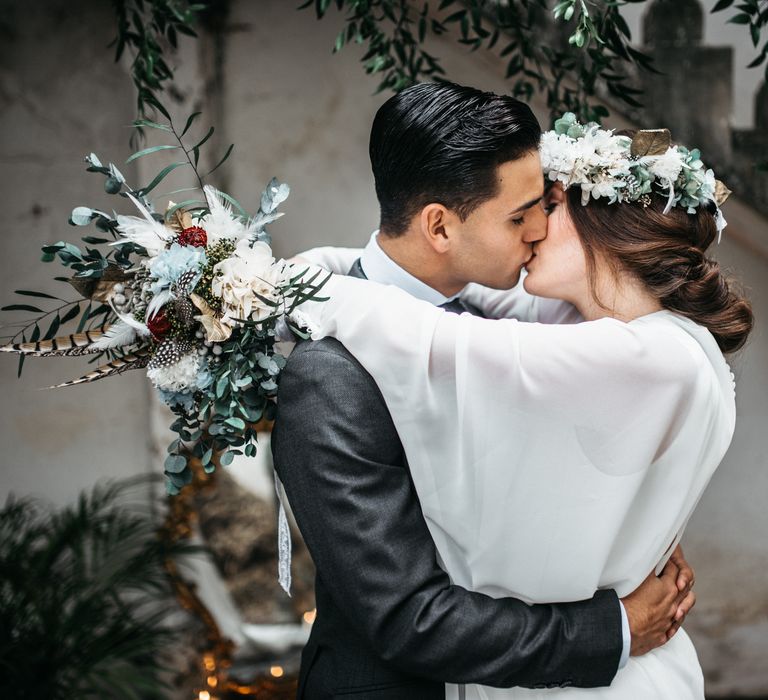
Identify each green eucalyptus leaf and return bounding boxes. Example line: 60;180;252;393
164;454;187;474
70;207;94;226
104;177;122;195
138;162;187;196
126;144;180;164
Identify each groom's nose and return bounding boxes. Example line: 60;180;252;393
523;206;548;243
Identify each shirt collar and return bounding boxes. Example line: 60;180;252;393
359;231;459;307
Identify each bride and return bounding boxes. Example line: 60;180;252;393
291;118;753;698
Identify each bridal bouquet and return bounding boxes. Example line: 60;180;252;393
1;131;327;494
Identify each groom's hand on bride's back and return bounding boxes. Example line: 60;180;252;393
621;545;696;656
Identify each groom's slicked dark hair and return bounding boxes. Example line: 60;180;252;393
370;81;541;236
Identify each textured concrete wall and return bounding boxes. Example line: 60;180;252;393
0;0;153;506
622;0;764;130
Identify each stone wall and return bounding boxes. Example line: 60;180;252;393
0;0;153;506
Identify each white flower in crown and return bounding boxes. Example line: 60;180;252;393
212;238;284;325
147;352;202;392
540;131;578;186
643;146;685;184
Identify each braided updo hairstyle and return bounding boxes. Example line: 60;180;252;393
564;147;753;354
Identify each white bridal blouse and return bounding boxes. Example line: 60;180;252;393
295;253;737;699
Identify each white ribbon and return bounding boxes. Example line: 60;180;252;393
715;206;727;244
274;470;292;596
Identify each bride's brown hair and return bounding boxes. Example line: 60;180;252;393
564;161;753;354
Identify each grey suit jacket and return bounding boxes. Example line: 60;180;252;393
271;263;622;699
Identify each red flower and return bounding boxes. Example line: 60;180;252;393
147;307;172;340
178;226;207;248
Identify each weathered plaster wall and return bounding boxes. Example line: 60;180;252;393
0;0;153;506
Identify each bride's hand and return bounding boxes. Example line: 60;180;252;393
621;563;690;656
664;545;696;640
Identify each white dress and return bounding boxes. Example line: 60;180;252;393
296;254;736;699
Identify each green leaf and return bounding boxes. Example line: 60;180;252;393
225;417;246;430
728;13;752;24
334;27;345;52
191;126;214;150
1;304;44;313
137;161;187;196
60;303;81;325
14;289;62;300
126;144;180;164
219;450;235;466
180;111;202;137
44;314;61;340
76;302;93;333
204;144;234;177
71;207;94;226
164;200;207;220
164;454;187;474
131;119;173;132
712;0;735;11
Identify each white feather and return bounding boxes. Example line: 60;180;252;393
107;300;152;336
202;184;247;244
110;194;174;256
89;320;140;351
146;288;173;320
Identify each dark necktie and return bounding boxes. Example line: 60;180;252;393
438;297;468;314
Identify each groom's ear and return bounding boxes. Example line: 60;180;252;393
419;203;456;254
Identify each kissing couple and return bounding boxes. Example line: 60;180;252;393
272;82;753;699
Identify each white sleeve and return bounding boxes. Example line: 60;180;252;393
462;277;583;324
310;274;694;462
295;246;362;274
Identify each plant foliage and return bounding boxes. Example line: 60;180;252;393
0;477;196;699
300;0;768;124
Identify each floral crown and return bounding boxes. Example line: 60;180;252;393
539;113;731;240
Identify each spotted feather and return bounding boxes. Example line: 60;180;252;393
147;339;195;370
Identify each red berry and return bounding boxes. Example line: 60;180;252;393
178;226;207;248
147;307;172;340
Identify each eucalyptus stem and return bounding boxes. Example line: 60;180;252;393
169;119;207;205
3;300;82;345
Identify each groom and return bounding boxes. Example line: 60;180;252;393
272;83;695;699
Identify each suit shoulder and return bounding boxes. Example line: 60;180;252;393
285;337;368;376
